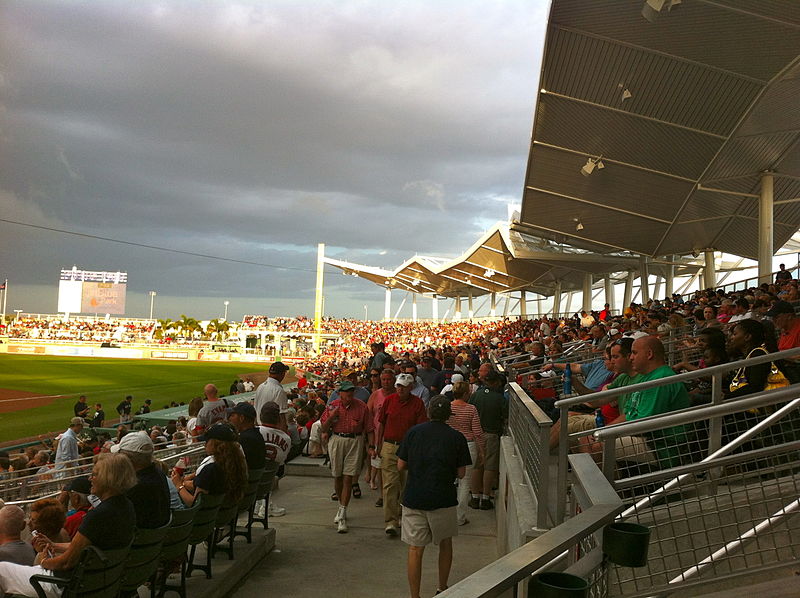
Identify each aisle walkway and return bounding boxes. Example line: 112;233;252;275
230;473;498;598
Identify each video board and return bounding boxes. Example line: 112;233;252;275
57;268;127;315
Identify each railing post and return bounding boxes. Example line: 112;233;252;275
557;404;570;523
601;438;616;482
707;373;724;485
537;421;551;530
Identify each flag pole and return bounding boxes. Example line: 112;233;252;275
1;279;7;326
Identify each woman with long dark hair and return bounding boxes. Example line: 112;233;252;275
172;422;248;505
726;319;774;400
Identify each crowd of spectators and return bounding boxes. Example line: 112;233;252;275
2;317;155;343
1;272;799;592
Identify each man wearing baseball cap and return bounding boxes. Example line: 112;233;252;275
255;361;291;425
377;373;427;536
321;380;375;533
227;402;265;470
111;431;170;529
398;395;471;598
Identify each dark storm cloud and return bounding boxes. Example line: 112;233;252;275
0;0;547;317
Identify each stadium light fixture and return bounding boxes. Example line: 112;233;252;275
148;290;157;320
574;218;585;232
484;269;495;278
223;300;230;321
581;156;605;177
642;0;681;22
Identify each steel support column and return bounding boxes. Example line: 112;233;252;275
490;292;497;317
665;255;675;297
467;289;474;319
552;282;562;316
384;288;391;321
582;273;592;313
639;257;650;304
704;249;716;290
432;296;439;321
520;290;527;318
454;296;461;320
313;243;325;352
759;172;774;284
623;271;634;309
603;277;615;312
412;293;418;322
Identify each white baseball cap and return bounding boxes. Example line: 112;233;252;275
111;431;154;455
395;373;415;387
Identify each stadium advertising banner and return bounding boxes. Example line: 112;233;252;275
81;282;126;314
57;268;128;315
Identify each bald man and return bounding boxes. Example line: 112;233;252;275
0;506;35;565
583;336;690;468
195;383;230;434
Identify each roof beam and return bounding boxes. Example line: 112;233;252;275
526;184;673;224
533;141;697;183
540;89;727;140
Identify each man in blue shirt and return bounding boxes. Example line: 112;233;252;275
54;417;84;477
398;396;471;598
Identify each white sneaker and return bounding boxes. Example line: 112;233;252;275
334;506;346;524
269;503;286;517
337;518;348;533
254;499;266;519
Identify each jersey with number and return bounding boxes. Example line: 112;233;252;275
257;426;291;465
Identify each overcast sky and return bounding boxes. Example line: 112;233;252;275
0;0;548;320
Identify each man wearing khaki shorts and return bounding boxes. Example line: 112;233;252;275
398;396;471;598
321;380;376;533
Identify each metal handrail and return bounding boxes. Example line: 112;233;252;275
593;385;800;440
437;454;623;598
555;346;800;410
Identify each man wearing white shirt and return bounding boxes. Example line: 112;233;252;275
254;362;290;425
257;402;291;518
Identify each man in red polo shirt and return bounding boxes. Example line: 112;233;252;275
377;373;427;537
321;380;376;533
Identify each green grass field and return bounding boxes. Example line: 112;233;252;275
0;354;270;444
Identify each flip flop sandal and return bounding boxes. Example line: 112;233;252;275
331;492;338;501
352;484;362;498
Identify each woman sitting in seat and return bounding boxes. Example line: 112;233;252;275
0;453;137;598
172;422;247;506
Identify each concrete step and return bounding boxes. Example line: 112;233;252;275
285;455;332;477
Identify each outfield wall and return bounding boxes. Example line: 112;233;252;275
0;339;303;364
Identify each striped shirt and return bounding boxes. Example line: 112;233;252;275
447;402;484;445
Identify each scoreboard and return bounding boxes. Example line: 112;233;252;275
57;267;127;315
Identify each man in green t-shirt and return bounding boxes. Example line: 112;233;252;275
620;336;690;468
582;336;690;469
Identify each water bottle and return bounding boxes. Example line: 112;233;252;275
595;409;605;428
562;364;572;395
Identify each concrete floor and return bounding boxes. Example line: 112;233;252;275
228;473;499;598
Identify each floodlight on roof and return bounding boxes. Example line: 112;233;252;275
642;0;681;22
580;157;604;177
574;218;585;232
411;278;420;286
484;269;495;278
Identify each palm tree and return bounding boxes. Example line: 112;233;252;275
176;314;200;338
154;318;175;340
206;318;230;341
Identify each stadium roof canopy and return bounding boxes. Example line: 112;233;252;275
519;0;800;260
323;222;696;298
